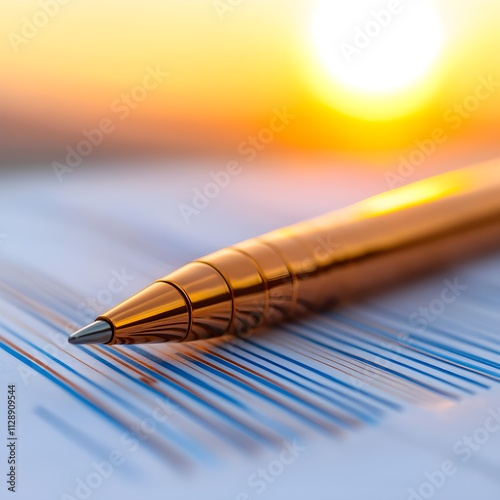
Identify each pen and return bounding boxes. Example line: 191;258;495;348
69;159;500;346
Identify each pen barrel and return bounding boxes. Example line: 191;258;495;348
162;160;500;341
256;161;500;318
104;160;500;344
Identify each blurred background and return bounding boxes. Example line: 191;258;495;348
1;0;499;176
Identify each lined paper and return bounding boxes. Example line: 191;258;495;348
1;164;499;500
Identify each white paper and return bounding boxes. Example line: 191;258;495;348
1;163;499;500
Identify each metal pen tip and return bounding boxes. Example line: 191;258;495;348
68;320;113;345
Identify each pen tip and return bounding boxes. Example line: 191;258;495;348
68;320;113;345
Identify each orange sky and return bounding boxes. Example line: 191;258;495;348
1;0;499;166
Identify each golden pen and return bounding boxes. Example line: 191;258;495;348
69;159;500;346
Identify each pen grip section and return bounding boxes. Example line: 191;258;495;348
230;241;295;328
161;263;233;341
172;241;295;338
198;250;268;337
259;230;357;316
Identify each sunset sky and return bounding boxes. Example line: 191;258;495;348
1;0;499;168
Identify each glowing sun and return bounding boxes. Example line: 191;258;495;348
308;0;444;120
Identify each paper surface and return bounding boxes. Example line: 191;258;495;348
1;164;499;500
